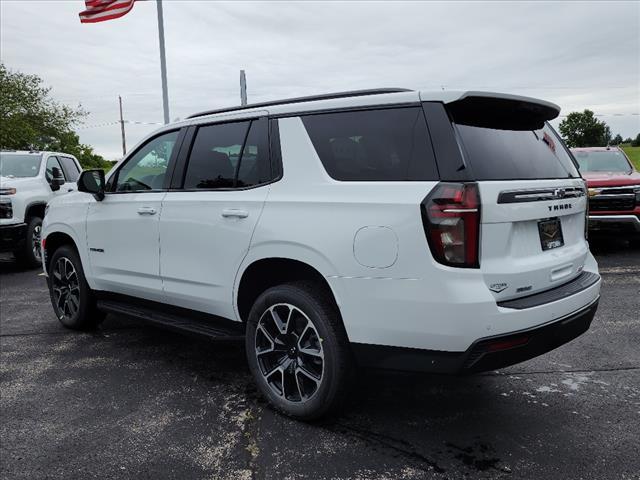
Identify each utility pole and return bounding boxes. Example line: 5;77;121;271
118;95;126;156
240;70;247;106
156;0;170;124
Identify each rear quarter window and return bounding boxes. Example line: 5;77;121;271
301;107;438;181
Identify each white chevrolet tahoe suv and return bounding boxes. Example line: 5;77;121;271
42;89;601;419
0;150;81;267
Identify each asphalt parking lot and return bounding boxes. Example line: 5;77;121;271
1;237;639;480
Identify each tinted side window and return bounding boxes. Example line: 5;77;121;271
301;107;438;181
237;118;271;187
183;122;249;189
45;156;66;182
113;130;179;192
59;157;80;182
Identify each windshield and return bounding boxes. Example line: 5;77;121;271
572;150;632;173
0;154;42;178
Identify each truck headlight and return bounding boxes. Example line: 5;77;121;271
634;186;640;203
0;188;17;195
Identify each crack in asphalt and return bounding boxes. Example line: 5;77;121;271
482;365;640;376
326;422;447;474
0;326;142;338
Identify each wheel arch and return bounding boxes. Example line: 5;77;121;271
235;255;346;334
24;201;47;221
42;225;86;276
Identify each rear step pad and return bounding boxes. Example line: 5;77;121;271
97;299;245;340
497;271;600;310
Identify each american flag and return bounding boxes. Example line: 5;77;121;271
79;0;137;24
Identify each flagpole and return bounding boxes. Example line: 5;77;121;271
156;0;170;124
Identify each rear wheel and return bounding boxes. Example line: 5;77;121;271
245;282;353;420
47;245;104;330
14;216;43;268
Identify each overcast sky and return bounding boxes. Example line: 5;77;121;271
1;0;639;159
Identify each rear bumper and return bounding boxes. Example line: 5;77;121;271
0;223;26;253
352;298;599;374
588;214;640;232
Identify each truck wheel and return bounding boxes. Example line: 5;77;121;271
47;245;105;330
14;216;43;268
245;282;353;420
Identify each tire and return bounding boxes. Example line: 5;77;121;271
47;245;105;330
245;282;354;421
14;216;43;269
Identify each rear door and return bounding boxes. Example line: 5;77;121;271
159;117;272;319
426;98;588;302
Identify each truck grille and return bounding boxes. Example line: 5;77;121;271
589;187;636;212
0;200;12;219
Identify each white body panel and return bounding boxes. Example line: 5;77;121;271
477;179;590;302
41;89;602;358
159;187;269;318
86;193;165;300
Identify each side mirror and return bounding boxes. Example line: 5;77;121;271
77;169;106;201
50;167;65;191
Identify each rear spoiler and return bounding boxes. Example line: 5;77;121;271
444;92;561;131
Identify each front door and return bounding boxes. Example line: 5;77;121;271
44;155;76;196
86;130;180;301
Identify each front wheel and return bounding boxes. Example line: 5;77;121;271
14;216;42;268
47;245;105;330
245;282;353;420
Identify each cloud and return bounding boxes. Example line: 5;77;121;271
1;0;638;159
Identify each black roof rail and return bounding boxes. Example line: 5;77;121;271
187;88;413;119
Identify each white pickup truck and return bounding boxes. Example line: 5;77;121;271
0;150;81;267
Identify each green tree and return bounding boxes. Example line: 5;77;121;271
0;63;110;170
610;134;623;146
558;110;612;147
632;133;640;147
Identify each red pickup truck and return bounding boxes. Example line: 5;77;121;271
571;147;640;241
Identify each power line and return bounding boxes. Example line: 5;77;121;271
76;120;163;130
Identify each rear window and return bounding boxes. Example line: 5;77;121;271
301;107;438;181
449;104;579;180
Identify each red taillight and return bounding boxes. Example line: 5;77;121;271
421;182;481;268
485;336;529;352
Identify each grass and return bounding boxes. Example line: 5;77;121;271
620;145;640;170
